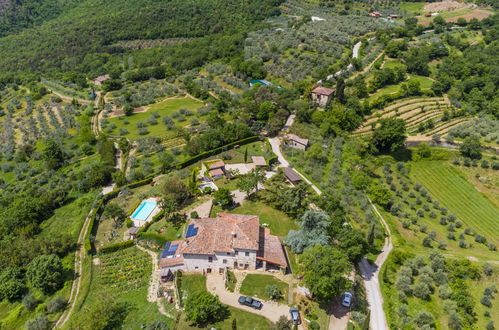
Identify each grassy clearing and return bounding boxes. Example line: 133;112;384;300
411;161;499;247
178;274;272;329
240;274;289;303
400;2;425;13
106;96;204;140
39;191;98;240
409;75;433;89
211;200;298;237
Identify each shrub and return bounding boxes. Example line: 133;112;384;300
459;240;467;248
422;236;432;247
483;263;493;276
265;284;283;300
455;221;463;228
414;310;435;327
46;296;67;314
429;211;437;218
22;293;39;311
488;243;497;251
447;232;455;240
439;217;447;225
481;160;490;169
439;284;452;299
475;234;486;244
480;295;492;307
26;315;50;330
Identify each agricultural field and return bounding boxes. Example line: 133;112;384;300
376;156;498;262
410;161;499;249
239;274;289;303
353;96;470;136
104;96;205;140
177;274;271;329
69;247;173;328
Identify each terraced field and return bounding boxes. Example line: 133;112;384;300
411;161;499;247
354;97;451;135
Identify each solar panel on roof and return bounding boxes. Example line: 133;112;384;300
186;224;198;238
169;244;178;252
161;242;172;258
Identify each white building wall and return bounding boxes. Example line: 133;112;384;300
182;249;257;272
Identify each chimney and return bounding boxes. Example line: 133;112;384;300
232;232;237;238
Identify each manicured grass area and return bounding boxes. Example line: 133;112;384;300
400;2;424;13
409;75;433;90
239;274;289;303
211;200;298;237
106;96;204;140
411;161;499;247
179;274;272;329
70;247;173;328
367;84;400;102
285;246;299;275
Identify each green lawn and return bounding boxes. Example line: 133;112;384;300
400;2;424;13
367;84;400;102
211;200;298;237
179;275;271;329
107;96;204;140
239;274;289;303
409;75;433;90
411;161;499;247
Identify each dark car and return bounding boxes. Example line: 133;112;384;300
238;296;262;309
289;307;301;325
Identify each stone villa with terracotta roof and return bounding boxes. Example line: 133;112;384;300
159;213;288;277
311;86;335;106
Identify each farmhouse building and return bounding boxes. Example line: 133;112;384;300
311;86;335;106
159;213;288;278
285;134;309;151
369;11;382;17
92;74;110;86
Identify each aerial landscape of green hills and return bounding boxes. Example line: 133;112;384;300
0;0;498;329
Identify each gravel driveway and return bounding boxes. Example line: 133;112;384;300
206;273;290;324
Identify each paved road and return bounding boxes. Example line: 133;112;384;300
358;198;392;330
352;41;362;59
206;274;291;324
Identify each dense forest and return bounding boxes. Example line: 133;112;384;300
0;0;283;86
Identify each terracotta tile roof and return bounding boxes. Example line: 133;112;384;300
312;86;335;96
208;160;225;169
159;256;184;268
93;74;110;82
181;213;260;255
252;156;266;166
209;168;224;177
257;228;287;267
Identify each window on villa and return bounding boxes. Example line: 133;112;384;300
223;259;227;264
208;257;213;263
235;251;238;255
227;252;230;255
245;252;249;257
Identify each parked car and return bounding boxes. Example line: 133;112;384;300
289;307;301;325
342;292;353;308
238;296;262;309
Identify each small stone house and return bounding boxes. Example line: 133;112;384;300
208;160;225;179
311;86;335;106
92;74;110;86
285;134;309;151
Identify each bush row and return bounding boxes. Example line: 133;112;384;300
98;240;135;254
176;136;262;169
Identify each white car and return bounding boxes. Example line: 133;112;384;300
342;292;353;308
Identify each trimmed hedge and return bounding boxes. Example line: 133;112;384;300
98;240;134;254
137;232;169;246
176;136;262;169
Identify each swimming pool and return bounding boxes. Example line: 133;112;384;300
131;201;157;221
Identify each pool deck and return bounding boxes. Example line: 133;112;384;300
132;197;161;227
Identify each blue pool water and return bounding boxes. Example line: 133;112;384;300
131;201;157;221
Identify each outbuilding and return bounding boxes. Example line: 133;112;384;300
311;86;335;106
